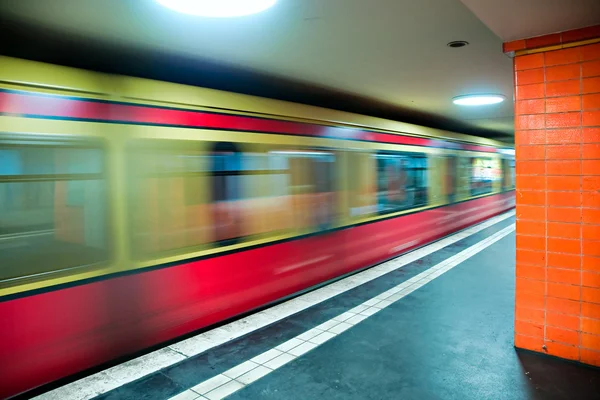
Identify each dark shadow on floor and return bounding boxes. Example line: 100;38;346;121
516;348;600;400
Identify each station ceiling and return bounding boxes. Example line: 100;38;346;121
0;0;598;142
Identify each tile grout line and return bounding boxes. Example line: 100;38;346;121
172;223;516;400
34;210;515;400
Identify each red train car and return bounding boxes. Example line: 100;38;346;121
0;56;515;398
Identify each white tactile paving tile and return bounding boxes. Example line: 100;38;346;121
168;390;203;400
204;380;244;400
235;365;272;385
262;353;296;369
190;374;231;395
287;341;318;357
251;348;284;365
275;337;304;352
222;361;259;379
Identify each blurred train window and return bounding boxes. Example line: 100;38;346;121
502;158;515;190
348;151;377;217
0;136;107;283
470;157;495;196
129;141;337;258
270;149;337;231
445;156;457;203
375;152;428;214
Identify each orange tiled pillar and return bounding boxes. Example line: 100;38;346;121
504;26;600;366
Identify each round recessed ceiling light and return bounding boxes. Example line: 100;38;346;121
452;94;505;106
447;41;469;48
156;0;277;17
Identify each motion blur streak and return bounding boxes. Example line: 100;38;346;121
0;56;514;398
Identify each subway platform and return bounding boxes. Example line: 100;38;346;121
31;211;600;400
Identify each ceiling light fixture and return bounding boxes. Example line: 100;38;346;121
447;41;469;48
156;0;277;17
452;94;505;106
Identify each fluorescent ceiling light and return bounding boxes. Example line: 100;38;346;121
156;0;277;17
452;94;505;106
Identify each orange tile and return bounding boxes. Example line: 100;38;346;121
548;237;581;254
517;220;545;237
547;176;580;191
582;143;600;159
548;222;581;239
548;267;580;285
547;296;581;315
582;286;600;304
548;252;581;270
545;128;582;144
582;303;600;322
514;333;545;351
583;128;600;143
583;225;600;241
516;83;545;100
516;264;545;280
583;110;600;126
546;80;581;97
516;99;545;115
582;333;600;351
583;208;600;224
515;306;546;324
547;207;581;223
583;176;600;191
516;234;546;251
546;326;580;346
517;145;546;160
516;160;545;175
547;311;580;331
583;160;600;175
548;282;581;300
583;240;600;257
580;349;600;367
547;160;581;176
546;96;582;113
526;33;561;50
546;144;580;160
583;191;600;208
583;271;600;287
583;77;600;94
517;114;546;130
516;175;545;191
517;190;546;206
515;129;545;145
583;255;600;273
583;60;600;78
581;318;600;335
516;205;546;221
546;64;581;82
517;277;546;295
583;94;600;110
516;291;546;309
517;249;546;266
547;191;581;207
581;43;600;62
563;26;600;44
545;47;581;66
515;320;544;337
546;112;582;128
545;341;579;360
515;53;545;71
516;68;545;85
503;40;527;53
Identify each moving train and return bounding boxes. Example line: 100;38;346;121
0;56;515;398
